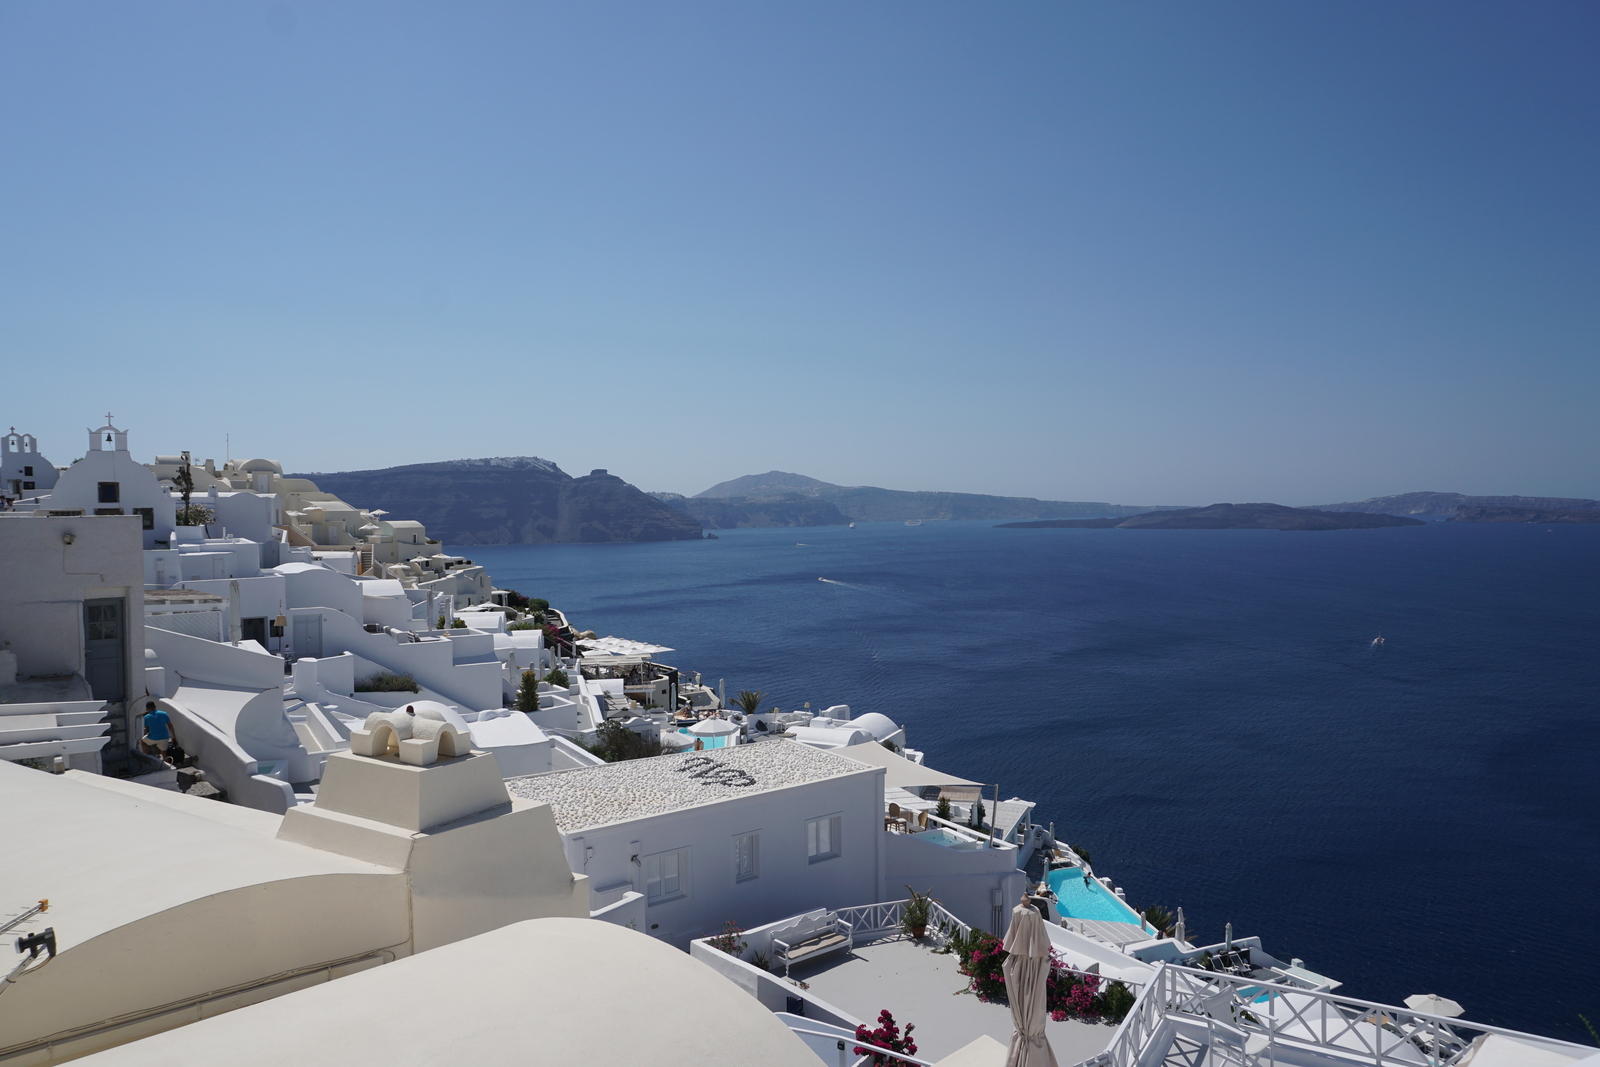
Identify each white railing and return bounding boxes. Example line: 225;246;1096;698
835;900;906;938
780;1019;943;1067
1080;963;1593;1067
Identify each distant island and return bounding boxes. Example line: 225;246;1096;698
1449;505;1600;524
654;470;1177;528
998;502;1426;532
1314;491;1600;519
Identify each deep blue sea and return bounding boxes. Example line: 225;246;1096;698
460;521;1599;1044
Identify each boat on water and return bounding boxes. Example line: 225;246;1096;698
848;522;855;528
904;519;923;527
1372;634;1385;645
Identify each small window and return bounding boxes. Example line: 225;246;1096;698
734;833;760;882
807;815;842;863
134;507;154;530
86;602;120;641
23;466;32;476
644;848;689;905
98;481;120;503
94;508;124;516
22;481;34;490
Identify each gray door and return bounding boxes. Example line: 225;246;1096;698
292;614;322;659
84;598;131;775
84;599;126;701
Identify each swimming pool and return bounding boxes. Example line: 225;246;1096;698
915;826;985;850
1046;867;1152;928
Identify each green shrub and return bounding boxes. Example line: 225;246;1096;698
582;719;661;762
545;667;569;689
515;670;541;714
936;796;952;821
1096;981;1137;1024
450;618;467;628
507;621;537;631
355;673;420;694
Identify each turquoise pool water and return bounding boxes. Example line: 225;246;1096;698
1047;867;1152;928
677;729;732;749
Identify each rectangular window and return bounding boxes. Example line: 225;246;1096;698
23;466;32;476
86;602;120;642
807;815;842;863
22;481;34;490
134;507;154;530
734;833;760;882
644;848;688;905
94;508;124;516
98;481;120;503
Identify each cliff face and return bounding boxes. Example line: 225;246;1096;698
293;458;704;545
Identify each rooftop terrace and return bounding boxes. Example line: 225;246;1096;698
506;742;876;833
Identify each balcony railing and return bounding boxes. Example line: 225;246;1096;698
1078;962;1592;1067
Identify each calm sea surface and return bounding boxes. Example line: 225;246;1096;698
461;521;1599;1043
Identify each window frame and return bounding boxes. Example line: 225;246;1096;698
806;813;843;864
733;831;760;883
97;481;120;503
134;507;154;530
643;847;689;906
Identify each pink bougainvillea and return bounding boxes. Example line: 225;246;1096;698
854;1009;919;1067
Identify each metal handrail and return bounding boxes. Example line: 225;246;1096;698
785;1026;943;1067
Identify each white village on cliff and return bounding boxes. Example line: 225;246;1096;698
1;419;1590;1067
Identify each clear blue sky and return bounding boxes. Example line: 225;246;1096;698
3;2;1596;504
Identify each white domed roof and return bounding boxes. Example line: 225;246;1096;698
849;712;900;741
237;458;282;474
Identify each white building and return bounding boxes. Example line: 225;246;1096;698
508;743;887;948
2;427;58;499
0;742;587;1063
42;420;176;550
0;512;147;775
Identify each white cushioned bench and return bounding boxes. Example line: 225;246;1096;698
771;909;854;978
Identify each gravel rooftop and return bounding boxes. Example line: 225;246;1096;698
506;742;876;832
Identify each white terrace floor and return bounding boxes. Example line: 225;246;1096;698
789;935;1118;1065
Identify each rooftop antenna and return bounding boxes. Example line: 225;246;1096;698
226;433;230;465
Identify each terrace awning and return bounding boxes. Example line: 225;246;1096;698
837;742;983;796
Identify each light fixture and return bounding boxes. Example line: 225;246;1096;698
61;533;75;545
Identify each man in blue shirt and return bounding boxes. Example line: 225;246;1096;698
141;700;173;760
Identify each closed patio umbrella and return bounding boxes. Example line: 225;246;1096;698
1403;994;1465;1018
1001;895;1058;1067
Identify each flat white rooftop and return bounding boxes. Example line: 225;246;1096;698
506;743;875;833
789;935;1116;1064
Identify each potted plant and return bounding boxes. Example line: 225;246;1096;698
901;886;937;939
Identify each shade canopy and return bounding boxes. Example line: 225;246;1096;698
839;742;982;792
687;718;738;737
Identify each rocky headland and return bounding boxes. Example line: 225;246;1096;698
294;458;705;545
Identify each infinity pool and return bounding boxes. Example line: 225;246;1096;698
1046;867;1152;928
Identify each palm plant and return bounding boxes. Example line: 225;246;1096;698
1142;905;1177;938
734;689;763;714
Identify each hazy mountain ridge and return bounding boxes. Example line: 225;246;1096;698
294;458;703;545
1314;491;1600;517
652;491;851;529
1000;503;1426;532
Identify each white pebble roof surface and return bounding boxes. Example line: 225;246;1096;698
506;741;877;832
